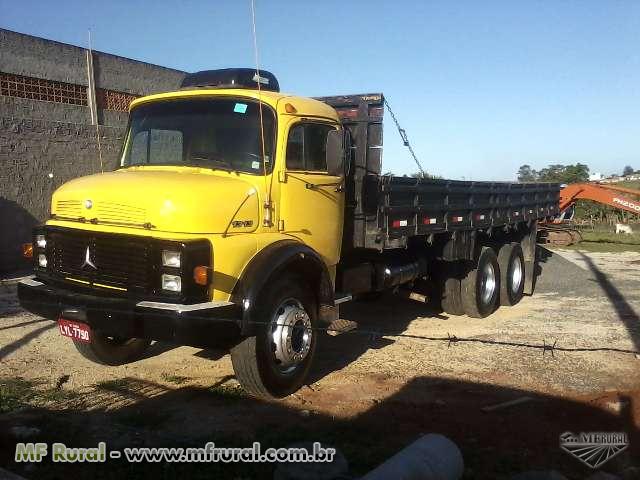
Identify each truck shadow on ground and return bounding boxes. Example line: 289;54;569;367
1;375;638;480
309;292;440;384
577;251;640;353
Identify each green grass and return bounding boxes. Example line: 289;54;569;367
96;378;131;391
160;373;190;385
208;383;246;401
563;241;640;253
0;377;79;413
561;228;640;252
618;179;640;190
581;230;640;243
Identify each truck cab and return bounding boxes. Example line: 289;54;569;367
19;69;349;398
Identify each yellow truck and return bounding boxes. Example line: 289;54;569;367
18;69;560;398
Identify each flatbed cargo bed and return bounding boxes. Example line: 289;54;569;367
317;93;560;250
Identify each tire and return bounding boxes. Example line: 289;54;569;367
461;246;500;318
441;263;464;316
73;334;151;366
230;275;317;399
497;242;525;306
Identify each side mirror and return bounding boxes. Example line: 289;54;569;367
325;130;344;177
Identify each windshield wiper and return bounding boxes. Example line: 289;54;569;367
189;156;236;172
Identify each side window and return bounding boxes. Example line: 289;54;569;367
305;124;333;171
286;123;336;172
286;125;304;170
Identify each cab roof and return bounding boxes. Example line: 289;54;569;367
129;89;339;121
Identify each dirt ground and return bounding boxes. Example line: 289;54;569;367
1;247;640;479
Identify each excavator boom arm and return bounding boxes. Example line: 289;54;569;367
559;183;640;215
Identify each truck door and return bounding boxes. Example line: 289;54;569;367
279;120;345;266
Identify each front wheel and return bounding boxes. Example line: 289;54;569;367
230;276;317;399
73;333;151;366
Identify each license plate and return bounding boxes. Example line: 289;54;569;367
58;318;92;343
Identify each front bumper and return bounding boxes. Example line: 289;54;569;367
18;278;243;348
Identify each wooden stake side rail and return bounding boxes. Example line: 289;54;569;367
377;176;561;240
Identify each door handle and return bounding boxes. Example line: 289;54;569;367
305;181;343;192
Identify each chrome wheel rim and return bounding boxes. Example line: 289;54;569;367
480;262;497;305
270;298;313;374
510;256;523;294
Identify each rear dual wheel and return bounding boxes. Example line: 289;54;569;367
440;263;464;316
460;243;525;318
461;246;500;318
497;243;525;307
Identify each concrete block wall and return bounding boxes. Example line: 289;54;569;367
0;29;185;100
0;28;186;273
0;118;124;272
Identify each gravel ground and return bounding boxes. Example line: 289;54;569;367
1;247;639;479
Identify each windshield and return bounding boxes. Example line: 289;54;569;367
121;97;276;174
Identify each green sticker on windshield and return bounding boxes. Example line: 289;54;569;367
234;103;248;114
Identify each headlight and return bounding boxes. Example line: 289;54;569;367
36;234;47;248
162;250;181;268
161;274;181;292
38;254;47;268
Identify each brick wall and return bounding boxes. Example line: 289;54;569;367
0;29;185;273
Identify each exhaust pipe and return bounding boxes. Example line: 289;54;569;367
379;257;427;289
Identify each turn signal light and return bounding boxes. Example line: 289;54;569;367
22;243;33;258
193;265;210;286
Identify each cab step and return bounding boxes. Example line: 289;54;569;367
326;319;358;337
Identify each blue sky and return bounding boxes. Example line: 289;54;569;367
2;0;638;180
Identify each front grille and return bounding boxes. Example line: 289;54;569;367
95;202;146;224
48;229;154;293
55;200;83;218
54;200;147;224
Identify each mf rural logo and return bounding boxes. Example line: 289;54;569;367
559;431;628;469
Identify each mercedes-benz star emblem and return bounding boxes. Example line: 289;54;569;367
81;246;97;270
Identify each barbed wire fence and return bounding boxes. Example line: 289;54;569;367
5;296;640;359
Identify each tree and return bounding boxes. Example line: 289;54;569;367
537;163;589;184
562;163;590;183
623;165;634;176
516;163;589;184
537;164;566;182
517;165;537;182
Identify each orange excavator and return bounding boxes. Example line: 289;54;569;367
559;183;640;216
539;182;640;246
